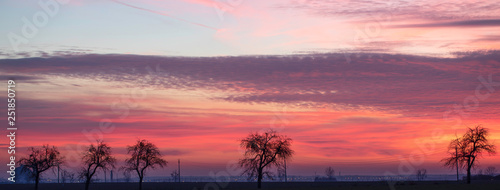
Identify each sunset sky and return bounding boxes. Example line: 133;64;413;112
1;0;500;180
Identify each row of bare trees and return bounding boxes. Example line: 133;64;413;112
17;130;293;190
19;139;166;190
238;126;497;188
239;126;496;188
17;126;495;190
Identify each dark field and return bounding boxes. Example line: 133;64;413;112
2;181;500;190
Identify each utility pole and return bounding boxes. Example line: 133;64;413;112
284;156;287;182
456;146;459;181
57;165;60;183
178;159;181;183
177;159;181;190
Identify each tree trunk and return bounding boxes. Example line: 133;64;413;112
466;167;471;184
139;176;143;190
466;158;472;184
257;169;263;189
35;173;40;190
85;178;91;190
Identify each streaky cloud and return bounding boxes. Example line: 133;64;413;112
392;19;500;28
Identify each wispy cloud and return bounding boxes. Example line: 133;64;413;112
3;52;500;117
277;0;500;21
392;19;500;28
111;0;218;31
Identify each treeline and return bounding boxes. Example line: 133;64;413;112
18;139;165;190
15;125;498;190
17;130;295;190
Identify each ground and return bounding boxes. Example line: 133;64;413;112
2;181;500;190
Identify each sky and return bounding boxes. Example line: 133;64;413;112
1;0;500;181
1;0;500;57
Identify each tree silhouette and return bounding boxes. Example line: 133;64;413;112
325;167;335;179
60;169;75;183
442;125;496;184
485;166;496;176
416;169;427;181
19;145;64;190
239;130;293;189
124;139;167;190
79;141;116;190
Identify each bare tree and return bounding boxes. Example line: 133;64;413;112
60;169;75;183
485;166;496;176
79;141;116;190
124;139;167;190
19;145;64;190
239;130;293;189
416;169;427;181
442;125;496;184
325;167;335;179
